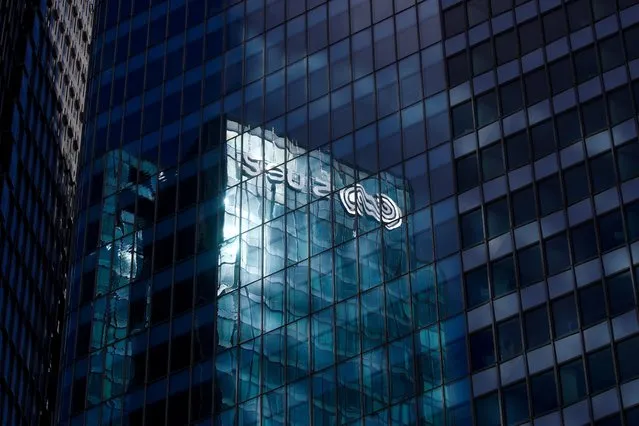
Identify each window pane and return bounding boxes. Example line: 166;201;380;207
616;141;639;182
617;336;639;382
495;30;518;65
560;360;587;405
475;90;498;127
481;142;505;181
500;78;523;115
456;154;479;192
598;209;625;252
571;221;598;263
466;266;490;309
505;131;530;170
498;316;522;361
472;41;493;76
486;198;509;239
461;209;484;249
545;233;570;276
578;282;607;327
470;327;495;372
475;392;500;425
538;175;563;216
563;164;589;205
582;97;607;136
606;271;635;317
518;244;543;287
525;305;550;349
551;294;579;338
531;370;558;416
492;255;517;297
512;186;536;227
587;347;616;393
549;57;573;94
503;382;529;426
452;101;474;138
556;108;581;148
626;201;639;242
574;47;599;84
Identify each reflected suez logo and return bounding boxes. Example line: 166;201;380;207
241;151;403;230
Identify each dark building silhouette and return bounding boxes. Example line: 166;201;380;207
0;0;93;425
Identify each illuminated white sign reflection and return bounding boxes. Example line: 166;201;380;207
241;151;403;230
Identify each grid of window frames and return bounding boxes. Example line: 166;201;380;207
61;0;639;425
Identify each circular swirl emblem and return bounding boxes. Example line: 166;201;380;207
339;184;402;230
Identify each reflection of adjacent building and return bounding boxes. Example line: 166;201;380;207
64;115;466;424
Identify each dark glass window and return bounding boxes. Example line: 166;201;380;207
606;271;635;317
475;90;498;128
461;208;484;249
492;255;517;297
608;86;634;126
552;293;579;338
543;8;567;42
589;152;616;194
444;4;466;38
466;266;490;308
571;220;598;264
617;141;639;182
495;30;518;65
512;186;536;227
525;305;551;349
544;232;570;276
556;108;582;148
491;0;513;15
600;34;625;72
481;142;505;181
617;335;639;382
582;97;607;136
549;57;574;94
560;360;587;405
531;370;558;416
448;51;469;87
579;282;607;327
505;131;530;170
503;382;529;426
467;0;491;27
563;164;590;205
598;209;625;252
486;198;509;238
588;347;617;393
497;316;522;361
625;25;639;61
500;78;523;116
518;244;543;287
519;19;543;55
525;69;549;106
567;0;592;31
574;46;599;84
472;42;493;76
456;154;479;192
452;101;474;138
626;201;639;242
531;120;555;160
592;0;617;20
470;327;495;371
538;175;563;216
475;392;500;425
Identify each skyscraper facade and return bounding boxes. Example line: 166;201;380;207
61;0;639;425
0;0;93;424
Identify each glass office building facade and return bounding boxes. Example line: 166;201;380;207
0;0;92;424
61;0;639;425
